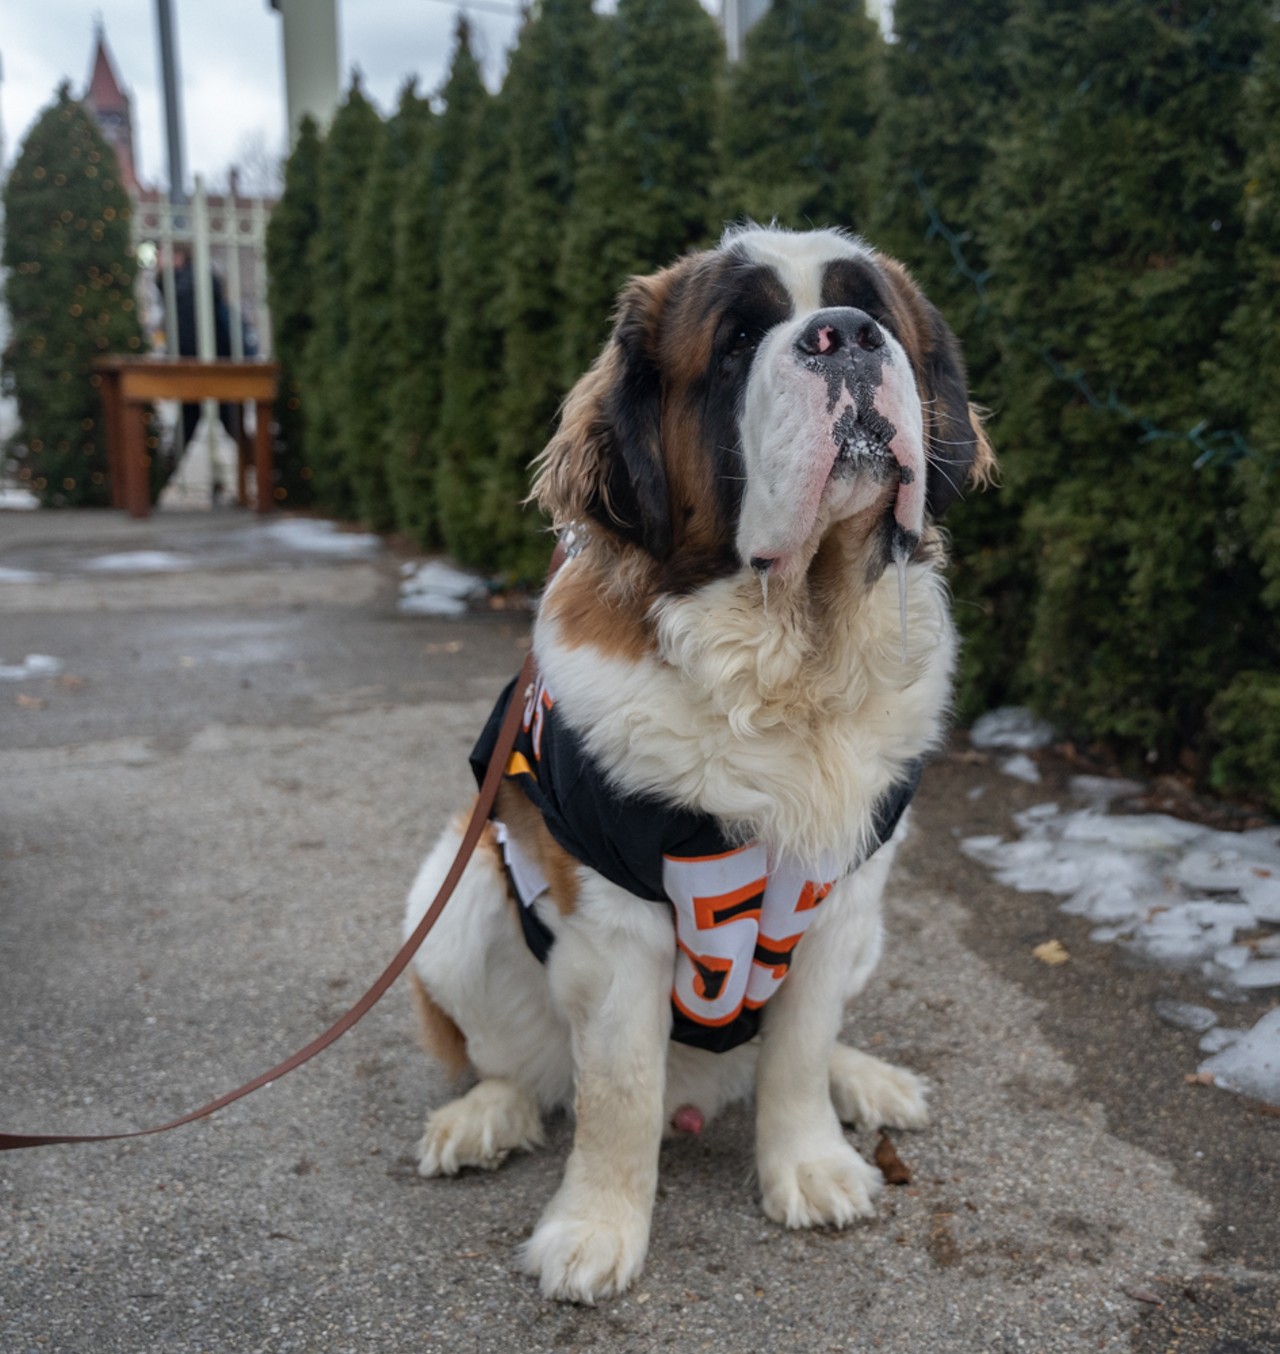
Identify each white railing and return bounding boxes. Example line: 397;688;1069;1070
132;176;273;362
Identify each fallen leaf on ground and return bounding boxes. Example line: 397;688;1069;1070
15;693;45;709
1032;939;1070;966
1123;1286;1164;1306
1183;1070;1216;1086
875;1131;912;1185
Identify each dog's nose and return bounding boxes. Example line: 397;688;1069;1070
795;308;885;360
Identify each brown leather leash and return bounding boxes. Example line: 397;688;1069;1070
0;647;539;1152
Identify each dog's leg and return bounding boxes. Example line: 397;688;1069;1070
520;874;674;1304
417;1077;544;1176
829;1044;929;1131
755;852;894;1228
405;818;573;1178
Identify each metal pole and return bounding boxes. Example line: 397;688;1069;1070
161;201;179;357
155;0;187;206
193;176;221;496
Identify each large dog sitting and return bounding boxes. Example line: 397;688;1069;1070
402;224;993;1303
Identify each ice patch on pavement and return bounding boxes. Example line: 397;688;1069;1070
261;519;381;558
1000;753;1042;784
1198;1008;1280;1105
970;706;1055;750
0;567;44;583
1154;1000;1219;1033
0;654;65;681
84;550;195;573
398;560;486;617
961;770;1280;1105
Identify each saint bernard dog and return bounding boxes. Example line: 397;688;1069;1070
402;224;994;1303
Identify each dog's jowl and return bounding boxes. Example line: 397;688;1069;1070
402;224;994;1304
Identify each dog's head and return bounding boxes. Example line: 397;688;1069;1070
533;225;993;590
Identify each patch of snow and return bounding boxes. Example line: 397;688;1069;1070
970;706;1055;750
84;550;195;573
0;567;44;583
1199;1027;1242;1054
0;487;40;510
0;653;65;681
1241;878;1280;924
961;778;1280;1105
261;519;381;558
1230;958;1280;990
398;560;487;617
1000;753;1041;784
1153;1000;1218;1033
1061;812;1206;852
1198;1008;1280;1104
1176;844;1280;893
1068;774;1145;803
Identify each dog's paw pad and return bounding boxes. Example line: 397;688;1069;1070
415;1079;543;1178
759;1140;881;1229
520;1205;649;1303
829;1045;929;1131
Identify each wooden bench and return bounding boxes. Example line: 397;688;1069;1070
94;357;280;519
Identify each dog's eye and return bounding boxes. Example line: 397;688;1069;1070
722;325;757;365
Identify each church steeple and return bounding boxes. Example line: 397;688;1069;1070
84;23;139;192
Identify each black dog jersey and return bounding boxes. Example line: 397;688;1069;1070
470;671;921;1054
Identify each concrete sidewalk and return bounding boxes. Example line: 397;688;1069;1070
1;509;1276;1352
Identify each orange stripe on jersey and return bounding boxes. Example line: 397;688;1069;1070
692;878;766;931
797;880;834;911
672;986;746;1028
505;750;535;779
663;842;760;867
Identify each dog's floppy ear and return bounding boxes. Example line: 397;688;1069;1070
874;257;996;519
530;275;672;558
918;306;996;519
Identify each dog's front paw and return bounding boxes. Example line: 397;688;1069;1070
520;1192;650;1304
758;1133;882;1229
416;1078;543;1177
829;1045;929;1131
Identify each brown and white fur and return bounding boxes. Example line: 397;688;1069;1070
402;225;994;1303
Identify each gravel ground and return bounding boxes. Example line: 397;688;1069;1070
1;509;1276;1353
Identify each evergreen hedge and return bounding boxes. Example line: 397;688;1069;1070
301;80;381;518
259;2;1279;811
264;113;322;508
715;0;884;232
2;86;146;506
344;84;433;533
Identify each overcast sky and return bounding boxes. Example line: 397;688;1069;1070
0;1;530;191
2;2;727;193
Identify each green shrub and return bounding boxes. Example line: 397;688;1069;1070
1209;673;1280;813
265;114;322;508
715;0;884;233
301;80;381;518
2;86;146;506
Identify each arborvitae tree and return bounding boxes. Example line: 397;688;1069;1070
559;0;722;381
1;86;145;506
491;0;603;578
301;78;382;518
435;90;510;568
1207;11;1280;811
265;114;322;508
864;0;1016;720
386;20;485;547
714;0;884;233
984;0;1266;769
343;84;432;531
